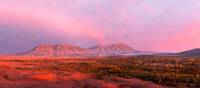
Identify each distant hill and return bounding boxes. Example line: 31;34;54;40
90;42;140;56
19;43;200;57
22;42;153;57
177;48;200;56
24;44;90;56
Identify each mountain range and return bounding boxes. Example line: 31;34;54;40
23;43;144;56
22;43;200;57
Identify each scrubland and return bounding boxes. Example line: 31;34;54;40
0;55;199;88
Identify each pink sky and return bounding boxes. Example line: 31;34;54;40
0;0;200;53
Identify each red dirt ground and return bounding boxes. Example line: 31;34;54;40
0;56;167;88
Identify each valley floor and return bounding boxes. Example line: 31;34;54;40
0;55;199;88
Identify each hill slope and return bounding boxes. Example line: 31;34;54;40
90;42;140;56
23;43;142;56
178;48;200;56
25;44;90;56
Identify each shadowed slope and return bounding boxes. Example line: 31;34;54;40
178;48;200;56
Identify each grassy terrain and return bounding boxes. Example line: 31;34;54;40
0;55;200;88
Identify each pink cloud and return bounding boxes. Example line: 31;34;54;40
0;0;200;53
157;21;200;52
0;7;105;45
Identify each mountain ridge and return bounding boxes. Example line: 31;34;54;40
23;42;140;56
177;48;200;56
22;43;200;57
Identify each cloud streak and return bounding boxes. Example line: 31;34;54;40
0;0;200;53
